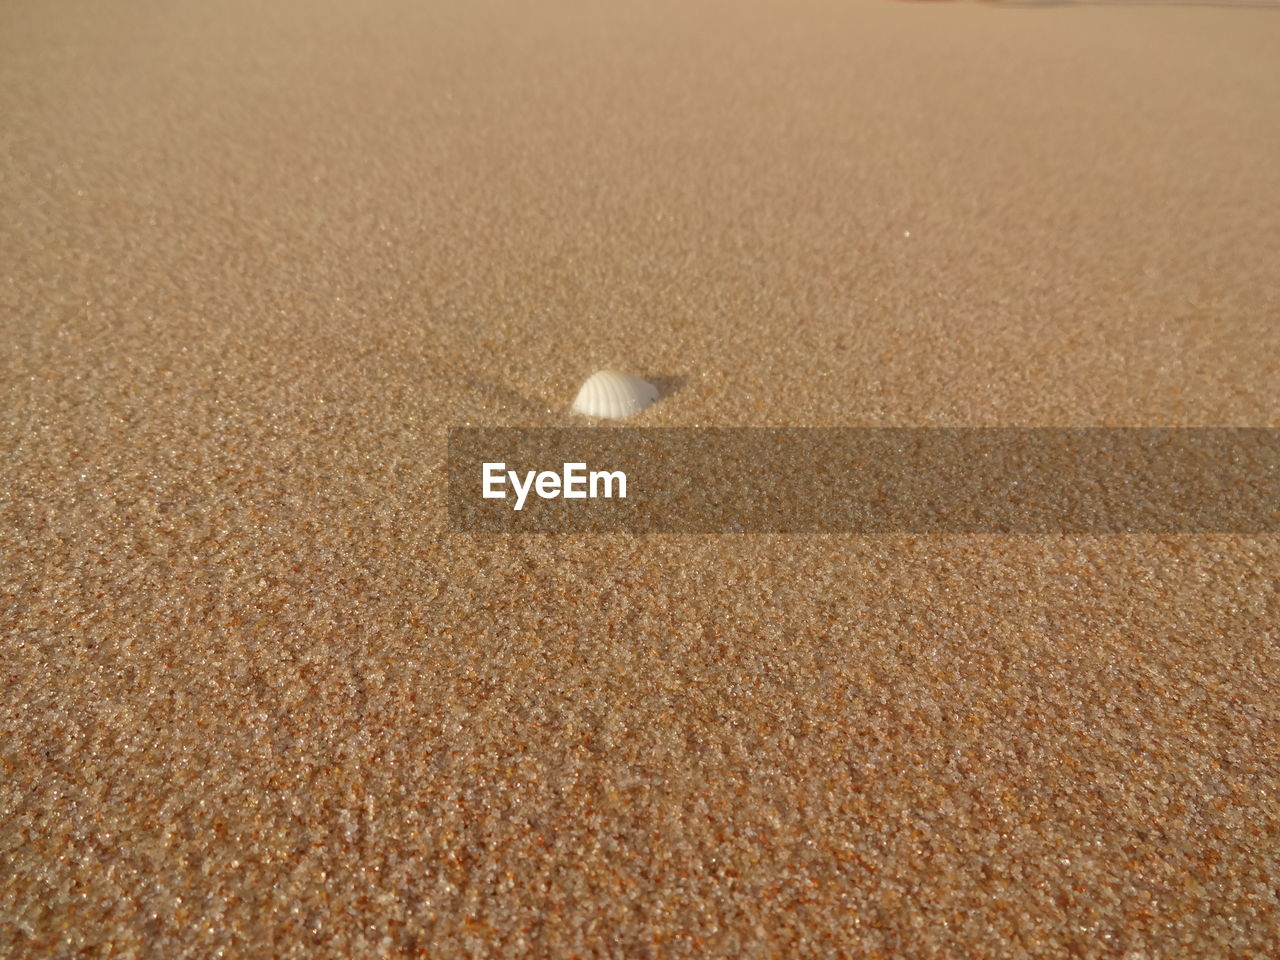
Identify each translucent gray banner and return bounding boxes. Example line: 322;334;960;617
448;428;1278;533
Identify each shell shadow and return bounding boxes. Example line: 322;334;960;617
647;375;687;401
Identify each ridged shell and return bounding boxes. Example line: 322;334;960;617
570;370;659;419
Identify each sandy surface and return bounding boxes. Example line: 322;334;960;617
3;0;1279;956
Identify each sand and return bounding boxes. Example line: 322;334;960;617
2;0;1278;956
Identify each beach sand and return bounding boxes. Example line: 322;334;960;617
2;0;1278;955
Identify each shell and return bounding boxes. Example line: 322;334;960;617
570;370;659;419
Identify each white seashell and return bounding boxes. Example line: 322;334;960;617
571;370;659;419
